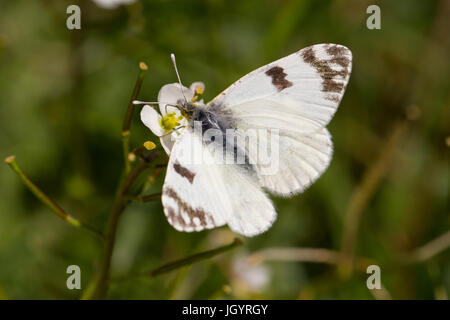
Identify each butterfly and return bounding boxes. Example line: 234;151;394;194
138;44;352;237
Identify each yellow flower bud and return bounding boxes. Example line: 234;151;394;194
143;141;156;150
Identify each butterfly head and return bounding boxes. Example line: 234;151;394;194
138;54;209;154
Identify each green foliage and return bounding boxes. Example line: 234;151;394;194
0;0;448;299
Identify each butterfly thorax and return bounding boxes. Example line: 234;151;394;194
184;102;234;135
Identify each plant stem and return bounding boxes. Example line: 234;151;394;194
4;156;104;240
126;192;162;203
91;150;158;299
250;247;373;272
91;61;150;299
122;62;148;174
149;238;243;277
112;238;243;282
404;230;450;263
251;246;392;300
340;121;408;274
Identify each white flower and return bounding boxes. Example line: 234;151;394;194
140;82;205;155
91;0;136;9
232;253;270;292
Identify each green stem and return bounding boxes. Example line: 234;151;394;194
126;192;162;204
112;238;243;282
91;150;158;299
122;130;131;173
340;121;408;275
122;62;148;174
89;61;150;299
149;238;242;277
4;156;104;240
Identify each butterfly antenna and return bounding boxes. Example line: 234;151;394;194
133;100;159;105
170;53;188;103
133;100;177;107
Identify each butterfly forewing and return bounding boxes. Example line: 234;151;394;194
209;44;352;134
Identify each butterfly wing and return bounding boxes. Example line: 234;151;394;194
161;128;276;237
208;44;352;195
209;44;351;134
249;127;334;196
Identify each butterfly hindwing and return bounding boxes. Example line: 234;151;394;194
161;129;276;237
253;127;333;196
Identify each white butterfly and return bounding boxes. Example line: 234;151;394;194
139;44;352;237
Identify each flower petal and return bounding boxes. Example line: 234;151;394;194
140;105;165;136
158;83;194;116
160;130;183;155
160;135;175;155
92;0;136;9
189;81;205;95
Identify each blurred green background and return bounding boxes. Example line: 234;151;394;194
0;0;448;299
